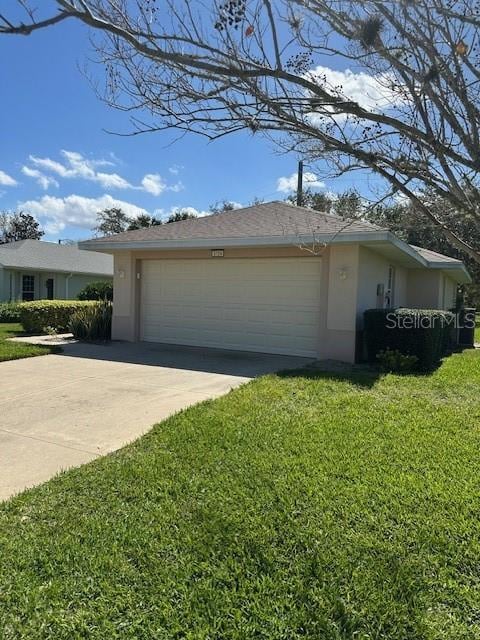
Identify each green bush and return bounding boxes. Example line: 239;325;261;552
77;281;113;301
69;301;112;341
0;302;23;323
376;349;419;373
364;308;455;371
19;300;97;333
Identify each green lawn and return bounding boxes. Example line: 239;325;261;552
0;323;57;362
1;350;480;639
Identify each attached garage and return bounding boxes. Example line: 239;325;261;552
81;201;472;363
140;257;322;357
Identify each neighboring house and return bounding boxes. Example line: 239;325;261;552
81;201;470;363
0;240;113;302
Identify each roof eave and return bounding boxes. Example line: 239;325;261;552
429;262;472;284
80;232;471;282
80;230;393;252
0;263;112;276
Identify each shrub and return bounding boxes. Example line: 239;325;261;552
376;349;419;373
19;300;97;333
69;301;112;341
364;308;455;371
77;281;113;301
0;302;22;323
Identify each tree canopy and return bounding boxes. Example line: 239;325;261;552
2;1;480;262
0;211;44;244
94;208;162;235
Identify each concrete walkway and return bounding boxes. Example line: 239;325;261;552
0;341;309;500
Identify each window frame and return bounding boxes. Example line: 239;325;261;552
22;274;35;301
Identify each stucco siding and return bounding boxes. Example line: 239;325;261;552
357;247;389;325
395;267;408;307
108;243;462;365
112;252;137;341
441;275;457;310
406;270;443;309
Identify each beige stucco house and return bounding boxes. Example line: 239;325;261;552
0;240;113;302
82;201;470;363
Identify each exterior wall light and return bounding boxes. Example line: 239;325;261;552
339;267;349;281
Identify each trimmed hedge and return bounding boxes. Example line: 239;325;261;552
77;281;113;301
364;308;456;371
19;300;98;333
0;302;23;323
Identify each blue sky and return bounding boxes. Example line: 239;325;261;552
0;15;380;241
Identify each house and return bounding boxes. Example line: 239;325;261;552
0;239;113;302
81;201;470;363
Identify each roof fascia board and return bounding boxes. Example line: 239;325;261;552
80;231;395;252
0;264;112;276
80;231;471;281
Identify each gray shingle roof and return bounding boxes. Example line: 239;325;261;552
409;245;464;265
85;201;386;246
0;240;113;275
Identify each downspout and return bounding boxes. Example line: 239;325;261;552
65;273;73;299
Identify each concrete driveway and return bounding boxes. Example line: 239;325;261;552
0;341;309;500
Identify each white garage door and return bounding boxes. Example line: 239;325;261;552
140;258;322;357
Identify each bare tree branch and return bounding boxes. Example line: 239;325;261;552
2;0;480;262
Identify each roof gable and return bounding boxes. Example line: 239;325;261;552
0;240;113;276
83;201;386;246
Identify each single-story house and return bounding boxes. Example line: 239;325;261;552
81;201;470;363
0;239;113;302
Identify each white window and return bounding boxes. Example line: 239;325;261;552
22;275;35;301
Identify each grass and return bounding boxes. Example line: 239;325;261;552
1;350;480;639
0;323;57;362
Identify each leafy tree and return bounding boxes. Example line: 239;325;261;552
4;1;480;262
333;191;363;221
287;188;363;219
209;200;237;215
77;281;113;301
0;211;44;243
93;208;131;236
287;189;333;214
166;209;197;223
127;214;162;230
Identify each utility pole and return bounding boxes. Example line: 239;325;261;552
296;160;303;207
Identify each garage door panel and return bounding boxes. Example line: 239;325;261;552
141;258;322;357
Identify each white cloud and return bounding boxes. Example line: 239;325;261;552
277;171;325;193
305;66;405;123
28;150;134;190
141;173;166;196
95;172;132;189
0;170;17;187
29;155;71;177
168;181;184;193
18;193;148;235
21;166;59;190
25;150;180;195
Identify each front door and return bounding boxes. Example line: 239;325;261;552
46;278;54;300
